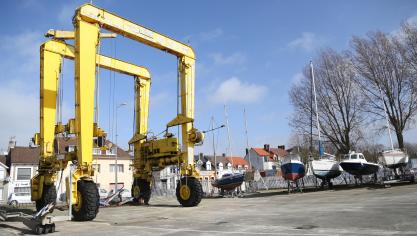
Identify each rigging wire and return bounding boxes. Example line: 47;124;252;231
94;34;102;124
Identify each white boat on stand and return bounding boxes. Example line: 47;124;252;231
308;62;342;187
311;154;343;187
376;84;409;174
379;149;409;169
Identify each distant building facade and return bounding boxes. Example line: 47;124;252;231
244;144;288;174
4;138;132;202
6;146;39;202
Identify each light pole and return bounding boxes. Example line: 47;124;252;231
115;102;127;193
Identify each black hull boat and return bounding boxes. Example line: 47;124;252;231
340;151;380;176
212;173;245;191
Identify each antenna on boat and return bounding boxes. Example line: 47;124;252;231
378;85;394;151
310;61;323;157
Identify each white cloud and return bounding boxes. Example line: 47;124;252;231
287;32;326;52
211;77;267;104
391;14;417;39
209;52;247;65
291;72;305;85
200;28;223;41
0;83;38;148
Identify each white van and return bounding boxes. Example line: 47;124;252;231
8;192;32;206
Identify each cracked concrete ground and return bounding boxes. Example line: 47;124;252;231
1;184;416;235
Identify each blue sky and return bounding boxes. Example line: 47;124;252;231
0;0;416;156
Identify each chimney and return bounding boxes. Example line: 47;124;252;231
245;148;249;155
8;136;16;151
199;152;203;160
278;145;285;150
264;144;270;152
222;153;226;157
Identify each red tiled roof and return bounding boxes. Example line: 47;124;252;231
253;148;271;156
270;148;288;157
225;157;248;167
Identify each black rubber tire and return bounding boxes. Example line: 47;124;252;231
72;180;99;221
176;177;203;207
36;184;57;212
131;178;151;205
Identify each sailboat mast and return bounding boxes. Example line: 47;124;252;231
224;105;233;167
310;61;322;157
211;116;217;175
378;86;394;150
243;108;252;169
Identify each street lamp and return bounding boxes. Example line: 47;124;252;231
115;102;127;192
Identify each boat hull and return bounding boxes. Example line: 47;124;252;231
212;173;245;191
378;150;409;169
340;162;379;176
311;159;342;180
281;162;306;181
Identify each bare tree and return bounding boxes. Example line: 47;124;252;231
351;31;417;149
289;49;365;155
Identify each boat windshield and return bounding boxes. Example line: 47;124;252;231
358;154;364;159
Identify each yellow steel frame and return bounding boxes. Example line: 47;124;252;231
31;38;151;206
73;4;202;180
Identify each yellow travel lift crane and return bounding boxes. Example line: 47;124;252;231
73;3;205;209
31;34;151;221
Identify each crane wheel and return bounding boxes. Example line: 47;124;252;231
36;184;57;212
131;178;151;205
72;180;99;221
176;177;202;207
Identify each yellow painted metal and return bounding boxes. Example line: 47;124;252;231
74;19;99;173
179;185;191;200
32;37;151;203
40;46;62;161
43;39;150;79
45;29;117;39
76;4;195;59
74;4;203;181
132;185;140;198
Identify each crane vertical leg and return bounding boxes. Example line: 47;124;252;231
31;45;62;210
131;78;152;204
71;18;100;221
175;56;203;207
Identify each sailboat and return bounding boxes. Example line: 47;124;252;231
340;151;380;176
376;86;409;170
308;61;342;186
211;106;245;192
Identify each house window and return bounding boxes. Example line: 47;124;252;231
0;169;5;180
93;148;101;155
0;188;3;201
14;187;31;194
109;164;124;173
264;156;268;162
16;168;31;180
93;164;101;173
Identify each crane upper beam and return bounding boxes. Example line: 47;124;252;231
44;39;150;80
75;4;195;59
